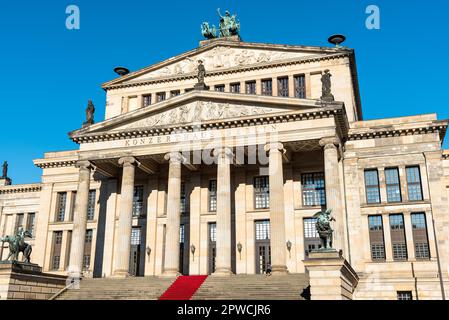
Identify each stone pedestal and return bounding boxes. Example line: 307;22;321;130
0;177;11;186
303;250;359;300
0;261;66;300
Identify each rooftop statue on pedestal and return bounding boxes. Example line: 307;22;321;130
83;100;95;127
1;161;7;178
0;227;33;263
201;8;240;39
321;69;335;102
313;209;336;250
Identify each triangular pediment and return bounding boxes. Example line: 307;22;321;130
102;40;348;88
70;90;330;139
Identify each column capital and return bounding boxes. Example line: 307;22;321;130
264;142;285;154
118;156;138;167
319;137;340;150
164;151;185;163
75;160;94;171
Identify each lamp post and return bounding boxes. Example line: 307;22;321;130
190;244;196;261
286;240;292;258
146;246;151;262
237;242;243;260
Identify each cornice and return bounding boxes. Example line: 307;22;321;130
103;52;351;91
71;106;348;144
34;159;77;169
347;122;447;142
0;184;42;195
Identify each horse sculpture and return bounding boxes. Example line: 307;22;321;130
0;227;33;263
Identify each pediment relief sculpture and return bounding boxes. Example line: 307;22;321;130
115;101;288;131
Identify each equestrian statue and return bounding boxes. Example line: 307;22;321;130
0;227;33;263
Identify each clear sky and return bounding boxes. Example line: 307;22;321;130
0;0;448;184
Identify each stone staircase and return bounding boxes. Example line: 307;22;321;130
55;276;176;300
192;274;310;300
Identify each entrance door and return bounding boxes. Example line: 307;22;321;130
255;220;271;274
179;224;187;275
129;227;141;276
208;223;217;274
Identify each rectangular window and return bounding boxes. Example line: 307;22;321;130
254;176;269;209
170;90;181;97
156;92;166;103
301;173;326;206
15;214;24;234
51;231;63;270
261;79;272;96
87;190;96;221
389;214;408;260
214;84;225;92
143;94;152;107
85;229;93;244
180;183;187;214
27;213;36;238
385;168;401;203
245;81;256;94
294;75;306;99
364;170;381;204
255;220;270;240
277;77;289;97
209;222;216;242
131;227;141;245
411;213;430;259
56;192;67;222
132;186;144;217
368;215;386;261
406;166;423;201
70;191;77;221
304;218;321;257
230;82;240;93
209;180;217;212
397;291;412;300
180;224;185;243
83;255;91;271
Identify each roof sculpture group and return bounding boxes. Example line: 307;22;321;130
201;8;240;39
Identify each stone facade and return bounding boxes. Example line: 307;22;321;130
1;36;448;300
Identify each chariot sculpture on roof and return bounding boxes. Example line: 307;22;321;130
201;8;240;39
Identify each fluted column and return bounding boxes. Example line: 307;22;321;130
113;157;137;277
264;142;288;274
213;147;233;276
162;152;183;276
319;137;344;252
68;160;93;277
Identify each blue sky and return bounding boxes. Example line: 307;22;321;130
0;1;448;184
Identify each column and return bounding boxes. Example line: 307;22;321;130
162;152;183;276
264;142;288;274
319;137;344;253
213;147;233;275
113;157;137;277
68;160;93;277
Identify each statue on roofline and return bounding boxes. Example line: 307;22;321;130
201;8;240;39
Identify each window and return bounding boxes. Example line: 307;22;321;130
245;81;256;94
385;168;401;203
87;190;96;221
209;222;217;242
364;170;381;204
156;92;166;103
304;218;321;257
230;82;240;93
294;75;306;98
143;94;152;107
83;255;91;271
301;173;326;206
411;213;430;259
368;215;386;261
27;213;36;238
180;183;187;214
397;291;412;300
406;166;423;201
261;79;272;96
180;224;185;243
255;220;270;240
56;192;67;222
254;176;269;209
209;180;217;212
70;191;77;221
214;84;225;92
277;77;289;97
85;229;93;244
389;214;407;260
15;214;24;234
52;231;63;270
132;186;144;217
131;227;141;245
170;90;180;97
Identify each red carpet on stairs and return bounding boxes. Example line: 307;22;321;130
159;276;208;300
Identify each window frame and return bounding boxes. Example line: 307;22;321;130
385;167;402;203
294;74;306;99
301;172;326;207
364;169;381;204
208;180;217;212
277;76;289;97
261;78;273;96
406;166;423;201
245;81;256;94
253;176;270;210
